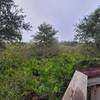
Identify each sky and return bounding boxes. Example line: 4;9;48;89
14;0;100;42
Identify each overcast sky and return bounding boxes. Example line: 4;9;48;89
14;0;100;42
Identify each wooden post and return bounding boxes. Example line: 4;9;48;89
91;86;96;100
90;85;100;100
62;71;88;100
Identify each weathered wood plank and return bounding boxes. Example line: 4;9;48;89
88;77;100;87
62;71;88;100
91;86;100;100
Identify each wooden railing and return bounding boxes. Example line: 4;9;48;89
62;71;88;100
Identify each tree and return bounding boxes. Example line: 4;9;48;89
75;7;100;51
33;23;59;57
0;0;31;47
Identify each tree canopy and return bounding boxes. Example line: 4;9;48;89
33;23;59;57
34;23;58;47
0;0;31;47
75;7;100;50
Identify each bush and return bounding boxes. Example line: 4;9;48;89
0;43;97;100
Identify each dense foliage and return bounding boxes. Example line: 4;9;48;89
75;7;100;51
33;23;59;57
0;0;31;47
0;43;94;100
0;3;100;100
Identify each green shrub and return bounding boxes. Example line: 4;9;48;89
0;43;97;100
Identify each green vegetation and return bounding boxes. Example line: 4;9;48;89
0;0;31;47
0;44;99;99
75;7;100;51
33;23;59;57
0;0;100;100
1;43;99;100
